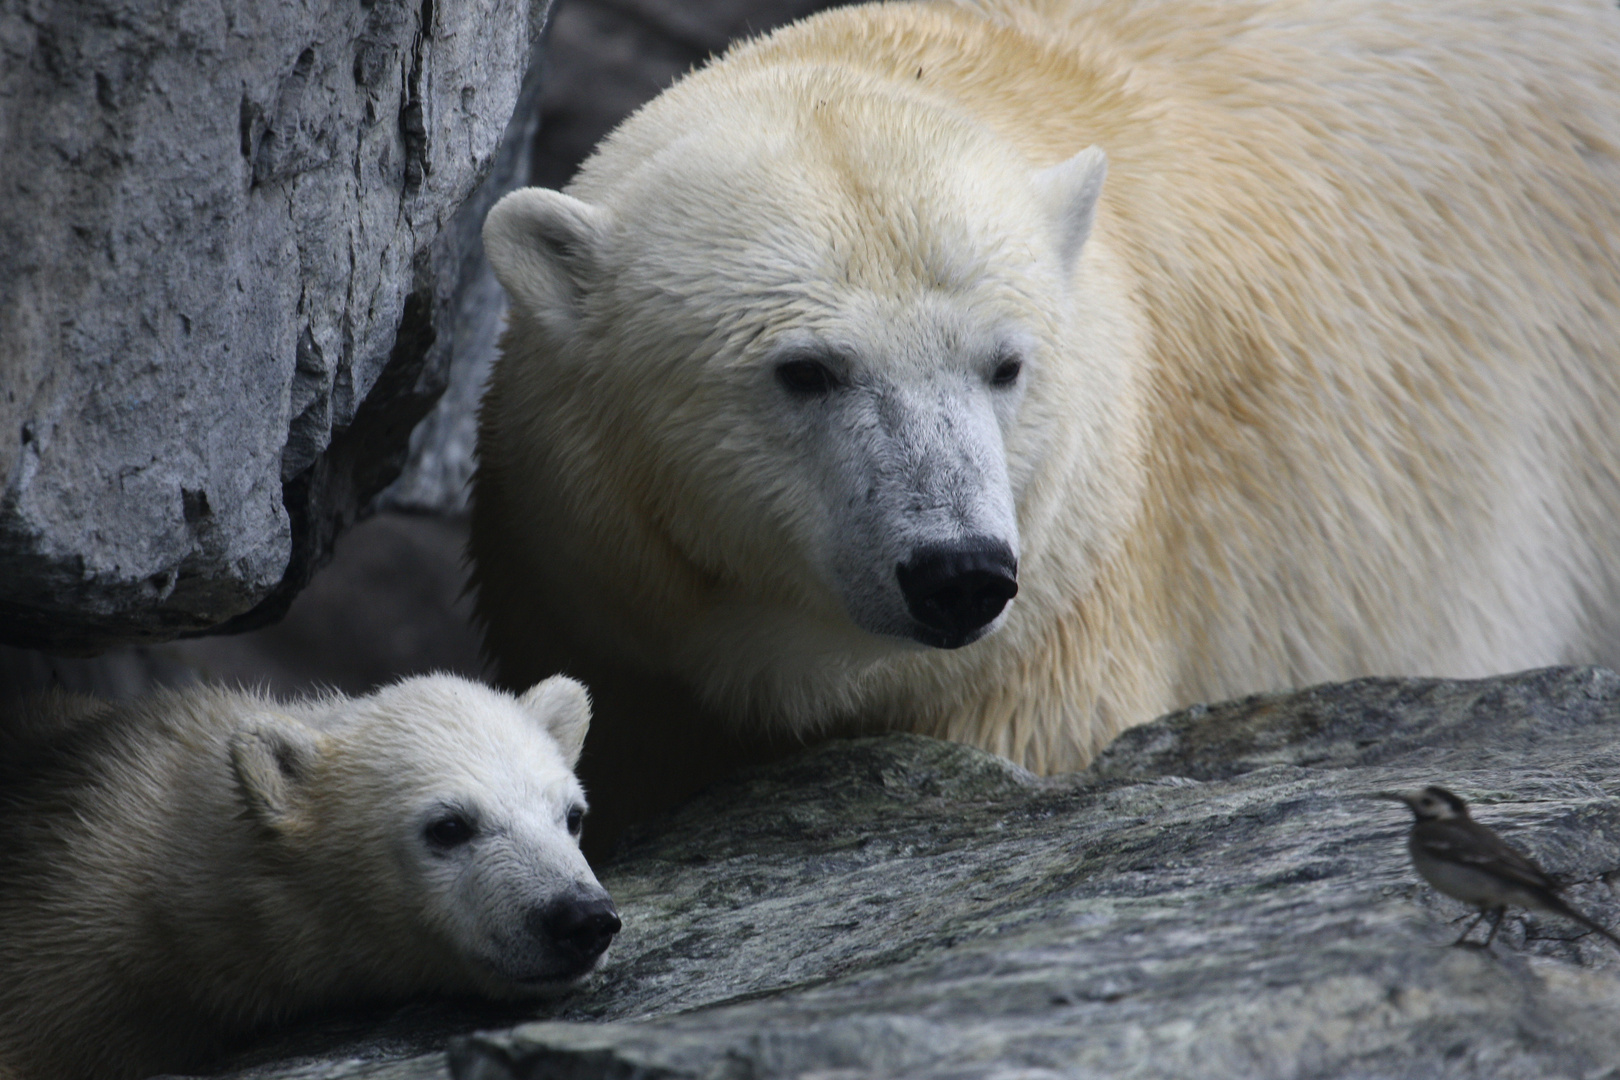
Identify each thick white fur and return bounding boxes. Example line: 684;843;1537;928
0;674;602;1080
473;0;1620;820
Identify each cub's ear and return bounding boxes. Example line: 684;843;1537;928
229;717;324;833
518;676;593;769
1034;145;1108;276
483;187;611;337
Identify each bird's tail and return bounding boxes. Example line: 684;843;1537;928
1546;896;1620;951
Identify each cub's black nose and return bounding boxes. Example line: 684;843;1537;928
532;892;621;966
896;538;1018;648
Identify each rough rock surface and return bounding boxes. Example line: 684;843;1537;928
373;47;544;518
187;666;1620;1080
0;0;552;650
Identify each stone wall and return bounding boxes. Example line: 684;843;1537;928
0;0;553;651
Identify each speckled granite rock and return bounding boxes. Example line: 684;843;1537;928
0;0;552;649
186;666;1620;1080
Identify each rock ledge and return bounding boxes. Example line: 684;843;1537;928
202;667;1620;1079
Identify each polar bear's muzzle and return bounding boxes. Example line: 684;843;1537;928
483;881;620;988
896;538;1018;649
522;885;621;980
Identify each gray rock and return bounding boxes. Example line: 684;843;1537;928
374;44;546;518
0;510;484;705
189;666;1620;1079
0;0;553;650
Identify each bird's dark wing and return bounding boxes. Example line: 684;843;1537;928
1412;820;1558;891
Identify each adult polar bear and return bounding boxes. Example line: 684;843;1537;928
476;0;1620;840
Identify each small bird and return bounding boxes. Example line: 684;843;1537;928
1377;786;1620;950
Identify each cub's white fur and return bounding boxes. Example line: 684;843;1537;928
0;675;613;1080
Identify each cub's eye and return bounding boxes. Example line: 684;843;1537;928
565;805;586;837
775;357;841;396
424;812;476;849
989;357;1023;387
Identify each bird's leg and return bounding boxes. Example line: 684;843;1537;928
1481;907;1507;948
1451;908;1489;946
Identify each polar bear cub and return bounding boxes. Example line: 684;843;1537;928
0;674;617;1080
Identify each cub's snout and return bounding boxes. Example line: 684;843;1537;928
529;885;622;976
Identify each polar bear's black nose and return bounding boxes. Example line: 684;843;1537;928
897;538;1018;648
533;891;621;966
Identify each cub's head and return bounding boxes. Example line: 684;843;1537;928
481;61;1129;725
228;675;618;996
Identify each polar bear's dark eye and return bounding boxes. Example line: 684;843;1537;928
775;358;841;396
989;357;1023;387
565;805;586;837
424;813;477;849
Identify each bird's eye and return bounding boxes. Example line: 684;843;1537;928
775;357;841;396
989;357;1023;387
424;812;477;849
565;805;586;837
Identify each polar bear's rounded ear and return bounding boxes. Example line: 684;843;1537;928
483;187;611;337
229;717;324;834
1034;145;1108;275
519;675;592;769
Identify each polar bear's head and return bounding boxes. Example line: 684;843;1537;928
481;64;1130;722
228;674;618;995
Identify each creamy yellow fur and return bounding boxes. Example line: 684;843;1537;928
473;0;1620;834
